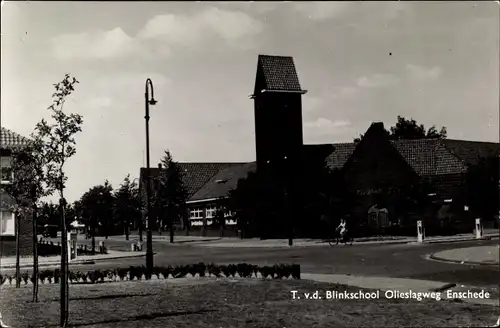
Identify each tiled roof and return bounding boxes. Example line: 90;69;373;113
257;55;303;92
189;162;256;202
391;139;469;176
323;143;357;170
441;139;500;166
141;162;248;199
323;138;498;176
1;127;31;149
141;139;499;203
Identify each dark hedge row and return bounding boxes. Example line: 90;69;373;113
38;239;107;257
0;263;300;286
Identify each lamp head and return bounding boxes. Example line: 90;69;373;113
149;98;157;106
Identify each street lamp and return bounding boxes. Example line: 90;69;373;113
144;78;157;273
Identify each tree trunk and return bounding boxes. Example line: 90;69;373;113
91;226;96;254
60;198;68;327
15;213;21;288
138;216;143;242
32;204;39;302
125;224;129;241
169;224;174;243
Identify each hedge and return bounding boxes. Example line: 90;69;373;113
0;263;300;286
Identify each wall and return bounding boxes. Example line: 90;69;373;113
0;213;34;257
187;201;236;228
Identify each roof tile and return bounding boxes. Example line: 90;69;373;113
1;127;31;149
189;162;257;202
257;55;303;92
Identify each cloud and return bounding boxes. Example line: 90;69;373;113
303;96;325;112
52;7;264;60
331;86;357;99
305;118;351;132
356;74;399;88
406;64;443;81
52;27;139;60
292;2;351;21
139;8;263;47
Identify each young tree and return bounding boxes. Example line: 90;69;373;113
114;175;141;240
154;150;188;243
3;130;53;301
37;74;83;327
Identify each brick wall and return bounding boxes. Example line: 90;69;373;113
0;213;34;257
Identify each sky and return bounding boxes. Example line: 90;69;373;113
1;1;499;202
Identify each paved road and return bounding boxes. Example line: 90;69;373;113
3;239;498;290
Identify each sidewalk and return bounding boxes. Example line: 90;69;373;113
107;235;223;243
193;232;499;248
301;273;499;307
430;245;500;266
0;250;147;270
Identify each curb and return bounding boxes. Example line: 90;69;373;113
0;253;148;270
428;253;499;267
423;236;498;244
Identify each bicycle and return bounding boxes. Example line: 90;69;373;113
328;230;353;246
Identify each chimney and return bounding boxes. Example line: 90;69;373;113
158;163;162;169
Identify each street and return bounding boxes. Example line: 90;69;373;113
4;238;499;289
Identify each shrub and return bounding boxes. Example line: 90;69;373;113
0;263;301;286
207;263;221;278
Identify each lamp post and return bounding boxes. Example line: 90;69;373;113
144;78;157;273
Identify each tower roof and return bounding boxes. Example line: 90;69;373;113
255;55;304;92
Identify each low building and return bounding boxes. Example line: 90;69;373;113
140;55;500;235
0;127;33;256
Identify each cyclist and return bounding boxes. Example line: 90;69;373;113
336;218;347;242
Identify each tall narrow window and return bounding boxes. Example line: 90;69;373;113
0;211;15;236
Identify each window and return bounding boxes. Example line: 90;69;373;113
189;207;203;219
205;204;217;219
1;156;13;184
0;211;15;236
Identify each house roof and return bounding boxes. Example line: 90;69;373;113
256;55;303;92
324;138;500;176
1;127;31;149
141;140;499;203
441;139;500;166
189;162;257;202
140;162;248;199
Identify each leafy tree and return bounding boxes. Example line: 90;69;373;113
153;150;188;243
3;131;53;300
114;175;141;240
80;180;114;249
39;201;59;228
36;74;83;327
354;116;447;142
